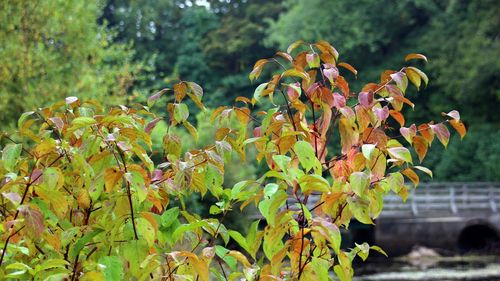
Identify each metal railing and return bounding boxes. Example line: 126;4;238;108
382;182;500;217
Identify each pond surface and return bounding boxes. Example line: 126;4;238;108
354;255;500;281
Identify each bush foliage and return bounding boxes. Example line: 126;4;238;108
0;41;465;280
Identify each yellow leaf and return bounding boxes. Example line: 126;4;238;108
77;190;91;209
104;167;123;192
287;40;304;54
228;250;252;268
282;68;310;82
405;67;421;90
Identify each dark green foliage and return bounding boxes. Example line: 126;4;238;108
266;0;500;181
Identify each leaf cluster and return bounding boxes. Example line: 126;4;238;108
0;41;465;280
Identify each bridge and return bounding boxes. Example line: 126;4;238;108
361;182;500;256
279;182;500;256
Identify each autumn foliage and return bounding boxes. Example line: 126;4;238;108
0;41;465;280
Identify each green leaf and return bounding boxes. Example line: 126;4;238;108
294;141;320;172
99;256;123;281
252;83;268;105
215;245;237;272
35;259;69;273
258;190;287;227
387;147;413;164
172;221;209;243
414;166;433;178
17;111;35;130
2;143;22;171
349;172;370;197
137;218;155;247
205;164;224;198
387;172;405;193
69;228;104;260
370;245;388;257
263;183;279;198
228;230;250;255
306;53;320;68
271;155;291;173
348;198;373;224
298;174;330;195
122;240;149;277
173;103;189;123
361;144;376;160
355;242;370;261
209;205;222;215
67;117;96;134
311;257;330;281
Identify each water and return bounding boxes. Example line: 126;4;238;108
355;255;500;281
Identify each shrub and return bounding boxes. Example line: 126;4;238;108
0;41;465;280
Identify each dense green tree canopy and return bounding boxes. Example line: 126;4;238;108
0;0;137;125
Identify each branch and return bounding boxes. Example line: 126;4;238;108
0;155;62;266
116;144;139;240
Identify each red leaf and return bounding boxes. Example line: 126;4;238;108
322;64;339;85
430;123;450;147
333;92;346;108
20;205;44;237
442;110;460;121
373;106;389;123
145;118;162;134
358;92;374;107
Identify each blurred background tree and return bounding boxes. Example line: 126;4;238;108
1;0;498;182
0;0;138;125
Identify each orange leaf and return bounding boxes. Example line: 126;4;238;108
450;120;466;140
173;82;187;102
338;62;358;76
276;51;293;62
402;168;419;186
315;40;339;61
336;76;350;98
234;107;251;126
235;96;251;104
389;110;405;126
412;135;428;163
210;106;228;122
405;53;428;62
249;59;269;81
418;123;434;144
